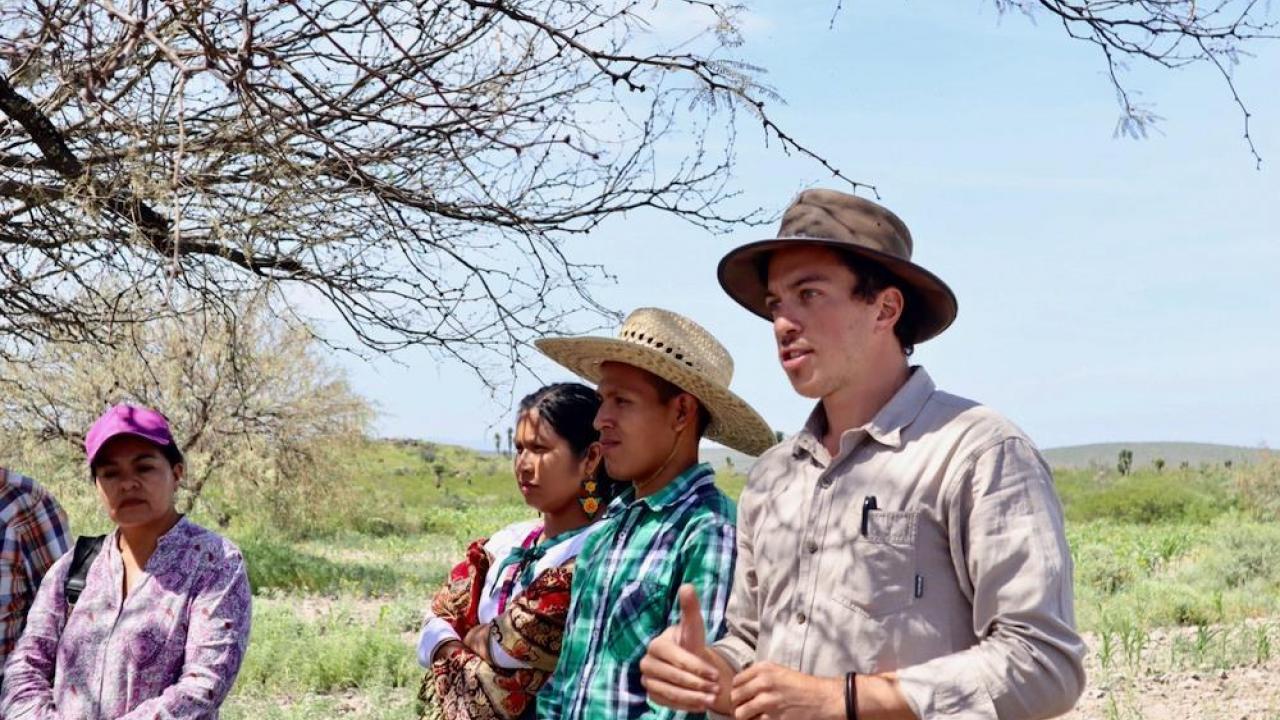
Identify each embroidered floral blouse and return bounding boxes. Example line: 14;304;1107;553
417;519;600;720
0;516;252;720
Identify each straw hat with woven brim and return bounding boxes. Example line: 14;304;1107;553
535;308;776;457
718;189;958;344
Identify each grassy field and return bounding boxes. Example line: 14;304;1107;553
35;440;1280;718
219;441;533;719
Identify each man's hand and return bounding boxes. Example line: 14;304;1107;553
641;584;733;713
730;662;844;720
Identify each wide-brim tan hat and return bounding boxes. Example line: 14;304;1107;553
718;189;958;344
535;308;776;457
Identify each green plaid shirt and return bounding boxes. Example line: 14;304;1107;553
537;463;736;720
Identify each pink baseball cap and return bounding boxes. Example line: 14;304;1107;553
85;404;179;467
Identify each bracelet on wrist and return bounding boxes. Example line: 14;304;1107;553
844;671;859;720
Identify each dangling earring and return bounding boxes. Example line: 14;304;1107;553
578;474;603;519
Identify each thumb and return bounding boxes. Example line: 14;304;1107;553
676;583;706;651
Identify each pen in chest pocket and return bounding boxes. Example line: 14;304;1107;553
860;495;878;536
858;495;926;599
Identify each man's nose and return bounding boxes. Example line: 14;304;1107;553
773;310;801;342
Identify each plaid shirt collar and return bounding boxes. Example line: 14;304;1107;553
602;461;715;517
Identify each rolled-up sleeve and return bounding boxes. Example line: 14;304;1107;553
896;438;1086;720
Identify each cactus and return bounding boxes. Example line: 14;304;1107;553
1118;449;1134;476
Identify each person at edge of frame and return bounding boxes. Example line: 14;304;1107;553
0;467;71;686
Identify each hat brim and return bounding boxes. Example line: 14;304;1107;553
717;238;958;343
535;336;777;457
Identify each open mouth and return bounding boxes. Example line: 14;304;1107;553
780;347;814;369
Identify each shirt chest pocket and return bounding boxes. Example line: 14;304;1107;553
830;510;919;618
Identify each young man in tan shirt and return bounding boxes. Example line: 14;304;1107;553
640;190;1085;720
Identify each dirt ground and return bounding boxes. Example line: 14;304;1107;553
1065;625;1280;720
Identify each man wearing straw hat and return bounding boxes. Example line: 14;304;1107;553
534;307;775;720
640;190;1085;719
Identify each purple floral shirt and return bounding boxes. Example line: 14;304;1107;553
0;517;252;719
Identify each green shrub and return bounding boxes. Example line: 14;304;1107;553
236;602;419;696
1235;453;1280;521
238;534;413;596
1058;470;1231;524
1185;520;1280;592
1071;516;1280;631
223;689;418;720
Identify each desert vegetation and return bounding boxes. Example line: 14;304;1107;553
6;406;1277;719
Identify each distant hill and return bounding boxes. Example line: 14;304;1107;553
698;447;754;473
400;438;1269;476
700;441;1269;473
1041;442;1267;470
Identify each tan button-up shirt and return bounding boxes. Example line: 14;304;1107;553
713;368;1085;720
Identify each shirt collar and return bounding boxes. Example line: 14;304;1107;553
604;462;715;516
113;509;192;548
792;366;936;457
155;515;194;548
104;516;195;569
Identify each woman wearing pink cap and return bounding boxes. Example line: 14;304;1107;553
1;404;252;719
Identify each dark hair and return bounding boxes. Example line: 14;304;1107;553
517;383;616;490
649;375;713;438
159;443;185;469
90;438;185;479
835;250;920;357
755;248;919;357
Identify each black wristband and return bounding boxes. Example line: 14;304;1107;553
844;671;858;720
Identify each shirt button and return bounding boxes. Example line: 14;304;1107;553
806;541;819;554
796;612;807;624
819;476;833;488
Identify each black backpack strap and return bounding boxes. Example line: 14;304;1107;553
64;535;106;610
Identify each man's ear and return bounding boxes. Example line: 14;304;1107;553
877;287;905;328
674;393;699;432
583;442;604;477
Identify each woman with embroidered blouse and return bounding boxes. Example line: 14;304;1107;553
0;404;251;720
417;383;618;720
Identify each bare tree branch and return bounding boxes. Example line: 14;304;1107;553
994;0;1275;166
1;0;860;383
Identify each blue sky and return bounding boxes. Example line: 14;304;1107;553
340;1;1280;451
